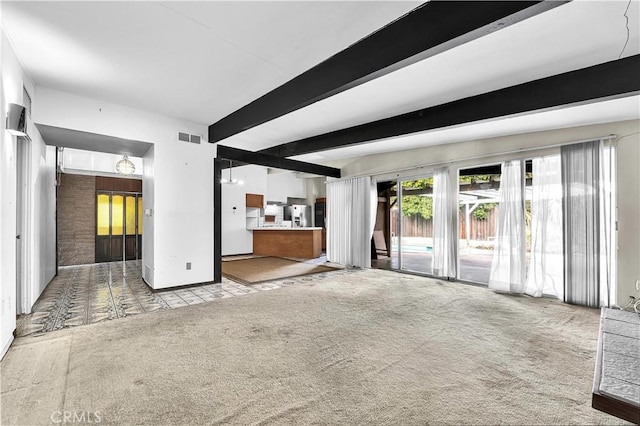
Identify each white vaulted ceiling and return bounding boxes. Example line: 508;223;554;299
2;1;639;164
1;1;420;124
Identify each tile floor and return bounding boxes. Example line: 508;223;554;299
17;259;348;337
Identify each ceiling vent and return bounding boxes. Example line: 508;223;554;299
177;131;201;144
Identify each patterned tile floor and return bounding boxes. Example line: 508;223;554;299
16;259;349;337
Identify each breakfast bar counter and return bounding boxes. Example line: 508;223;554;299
252;227;323;259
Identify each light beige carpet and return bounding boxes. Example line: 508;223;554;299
221;256;338;284
1;269;628;425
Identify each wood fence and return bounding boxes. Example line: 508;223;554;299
390;207;499;240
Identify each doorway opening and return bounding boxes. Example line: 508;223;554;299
96;191;142;262
457;165;503;284
372;176;438;276
371;181;394;270
395;176;435;274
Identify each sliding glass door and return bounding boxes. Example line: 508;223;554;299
396;177;434;275
457;166;501;284
383;140;616;308
455;155;578;301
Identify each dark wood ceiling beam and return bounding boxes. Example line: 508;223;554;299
208;0;568;143
260;55;640;158
217;145;341;178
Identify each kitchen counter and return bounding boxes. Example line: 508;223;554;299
253;228;322;259
251;227;322;231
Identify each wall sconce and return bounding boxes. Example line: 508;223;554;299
116;155;135;175
6;103;27;137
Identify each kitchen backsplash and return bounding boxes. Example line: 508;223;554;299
264;204;284;225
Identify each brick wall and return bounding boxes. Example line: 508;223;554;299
57;174;96;266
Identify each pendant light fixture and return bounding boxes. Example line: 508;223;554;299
116;155;135;175
221;160;242;185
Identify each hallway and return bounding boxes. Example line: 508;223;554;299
16;261;284;337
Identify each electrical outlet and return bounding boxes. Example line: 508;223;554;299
635;279;640;292
186;262;191;270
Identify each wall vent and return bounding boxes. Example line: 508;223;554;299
177;131;202;144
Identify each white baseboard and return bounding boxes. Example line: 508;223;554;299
0;335;14;361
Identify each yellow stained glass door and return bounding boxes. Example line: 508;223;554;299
95;192;142;262
124;195;137;260
96;193;111;262
111;194;124;261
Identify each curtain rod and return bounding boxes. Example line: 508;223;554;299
327;134;617;182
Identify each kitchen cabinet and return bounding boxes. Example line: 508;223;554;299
246;208;262;229
246;193;264;229
246;193;264;208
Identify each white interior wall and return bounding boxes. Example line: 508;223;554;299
28;131;57;311
0;31;18;359
266;171;306;203
341;119;640;306
142;146;155;285
340;122;635;178
62;148;143;178
1;31;57;358
304;177;326;227
43;146;57;288
153;138;216;288
305;176;326;202
34;87;215;289
221;165;268;256
616;133;640;305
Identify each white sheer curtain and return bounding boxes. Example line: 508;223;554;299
562;139;616;307
599;141;616;307
525;155;564;299
326;176;376;268
488;160;526;293
432;167;456;278
370;177;378;248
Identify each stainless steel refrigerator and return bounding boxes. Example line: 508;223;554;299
284;205;311;227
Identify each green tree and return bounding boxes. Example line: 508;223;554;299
459;174;494;184
400;179;433;220
472;203;496;220
402;195;433;220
